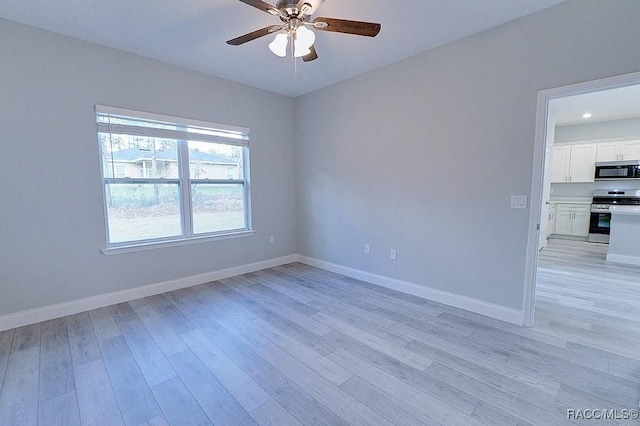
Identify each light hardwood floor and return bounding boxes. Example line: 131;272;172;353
0;240;639;425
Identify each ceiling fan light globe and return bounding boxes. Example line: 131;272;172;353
296;26;315;49
268;33;288;57
293;41;311;57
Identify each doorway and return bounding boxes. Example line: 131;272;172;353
524;70;640;327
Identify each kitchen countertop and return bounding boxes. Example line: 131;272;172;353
609;205;640;215
549;197;592;205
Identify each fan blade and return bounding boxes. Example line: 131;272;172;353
313;17;381;37
226;25;282;46
297;0;324;16
302;45;318;62
237;0;280;15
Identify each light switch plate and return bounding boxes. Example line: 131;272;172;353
511;195;528;209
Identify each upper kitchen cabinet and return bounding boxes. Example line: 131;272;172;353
624;140;640;160
551;143;597;183
596;140;640;162
551;145;570;183
596;142;622;162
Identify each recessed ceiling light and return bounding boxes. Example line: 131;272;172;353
582;113;592;119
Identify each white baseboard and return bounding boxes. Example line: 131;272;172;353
0;253;524;331
606;253;640;267
0;255;297;332
296;255;524;326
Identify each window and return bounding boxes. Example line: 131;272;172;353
96;105;251;248
115;165;126;178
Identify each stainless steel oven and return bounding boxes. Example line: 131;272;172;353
588;189;640;243
589;204;611;243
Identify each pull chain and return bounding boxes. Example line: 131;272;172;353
292;32;298;77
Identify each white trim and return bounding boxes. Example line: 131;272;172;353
523;89;549;327
0;255;296;332
96;104;250;135
101;230;256;255
606;253;640;266
0;251;527;331
524;70;640;328
296;255;524;325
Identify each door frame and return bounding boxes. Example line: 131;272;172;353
523;70;640;327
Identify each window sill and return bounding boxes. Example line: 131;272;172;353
101;230;256;255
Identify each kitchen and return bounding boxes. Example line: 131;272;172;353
541;84;640;267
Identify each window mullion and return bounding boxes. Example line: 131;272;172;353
178;140;193;237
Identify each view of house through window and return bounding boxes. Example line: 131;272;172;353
96;106;251;246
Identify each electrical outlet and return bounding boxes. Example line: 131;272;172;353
390;249;397;260
364;244;370;254
269;235;275;244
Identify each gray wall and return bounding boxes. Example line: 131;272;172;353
556;118;640;143
0;19;296;316
3;1;640;319
295;0;640;311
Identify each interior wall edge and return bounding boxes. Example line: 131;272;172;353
0;254;297;332
296;255;524;326
0;250;527;331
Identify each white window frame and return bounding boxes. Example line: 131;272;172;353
96;105;254;254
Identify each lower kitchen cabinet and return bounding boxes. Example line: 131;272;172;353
554;203;590;237
547;204;556;237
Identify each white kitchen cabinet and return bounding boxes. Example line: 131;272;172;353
547;204;556;238
596;140;640;161
554;209;572;235
568;144;597;182
572;208;590;237
621;140;640;160
554;204;590;237
551;146;571;183
551;144;596;183
596;142;621;162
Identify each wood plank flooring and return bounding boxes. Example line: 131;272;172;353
1;240;639;425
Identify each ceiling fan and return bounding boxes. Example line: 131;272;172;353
226;0;381;62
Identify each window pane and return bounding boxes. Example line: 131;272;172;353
105;183;182;243
97;107;252;247
188;141;243;180
99;134;179;179
191;184;245;234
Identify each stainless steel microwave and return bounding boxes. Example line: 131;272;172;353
594;160;640;180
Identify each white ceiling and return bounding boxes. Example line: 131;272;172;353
0;0;567;97
551;84;640;127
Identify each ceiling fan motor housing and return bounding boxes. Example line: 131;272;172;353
276;0;301;18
